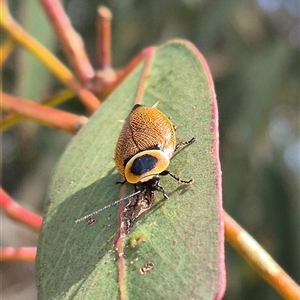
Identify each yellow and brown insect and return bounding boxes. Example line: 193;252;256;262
75;104;195;233
114;104;195;197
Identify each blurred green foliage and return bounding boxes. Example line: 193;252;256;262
2;0;299;299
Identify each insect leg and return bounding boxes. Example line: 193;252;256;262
160;170;194;185
175;137;196;152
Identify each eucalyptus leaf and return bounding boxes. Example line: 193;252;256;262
36;40;225;300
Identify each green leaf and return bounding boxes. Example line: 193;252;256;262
36;40;225;299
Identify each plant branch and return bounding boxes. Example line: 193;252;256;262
0;247;37;261
91;6;116;98
1;89;75;131
0;188;42;231
97;6;112;70
94;49;145;99
224;210;300;300
39;0;95;85
0;37;14;66
1;93;88;133
0;0;99;112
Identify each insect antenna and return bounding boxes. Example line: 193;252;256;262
75;190;141;223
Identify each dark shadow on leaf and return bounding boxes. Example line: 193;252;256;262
36;168;122;298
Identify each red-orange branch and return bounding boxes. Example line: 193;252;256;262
224;211;300;300
1;93;88;134
0;188;42;231
0;247;37;261
97;6;112;70
94;49;144;99
1;89;75;131
39;0;95;85
0;0;100;112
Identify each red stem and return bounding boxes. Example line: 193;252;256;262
1;0;100;112
39;0;95;85
224;211;300;300
1;89;75;131
1;93;88;134
97;6;112;70
0;188;42;231
0;247;37;261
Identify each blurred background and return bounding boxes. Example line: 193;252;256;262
2;0;299;299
